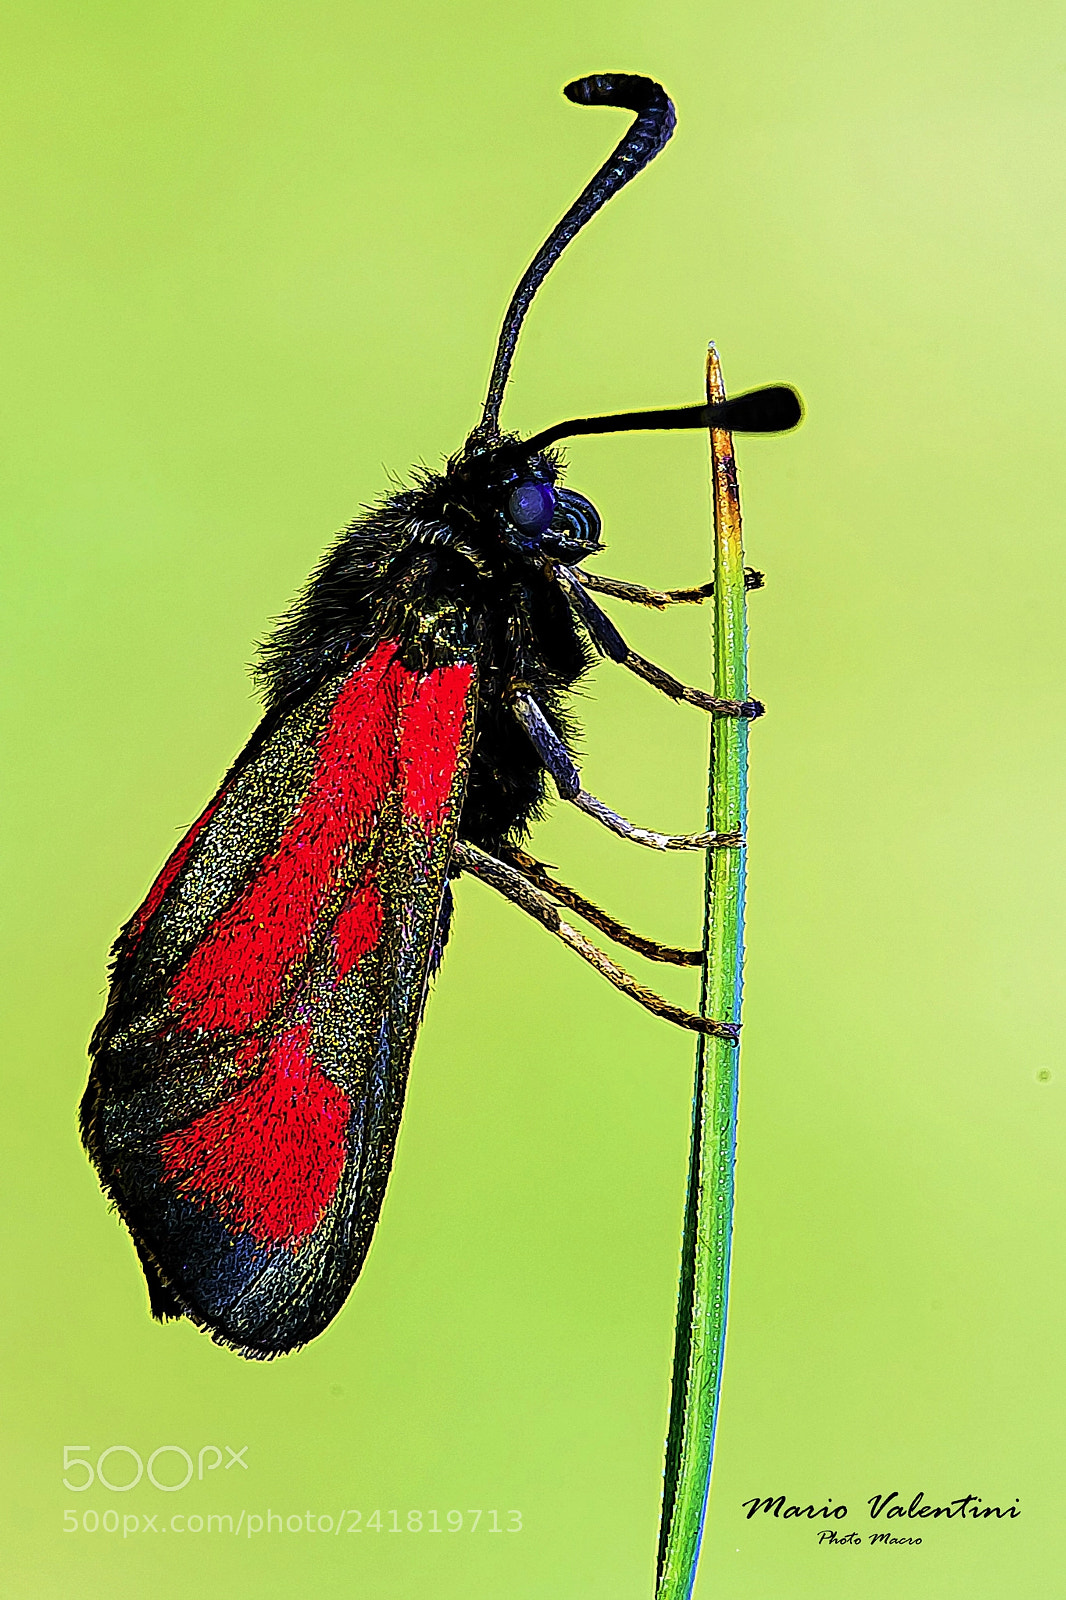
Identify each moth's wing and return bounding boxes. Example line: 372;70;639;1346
83;637;477;1357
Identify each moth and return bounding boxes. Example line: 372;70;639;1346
82;73;800;1358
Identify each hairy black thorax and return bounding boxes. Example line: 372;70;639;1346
257;432;602;856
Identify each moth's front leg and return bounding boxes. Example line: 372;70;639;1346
579;568;764;608
552;565;763;719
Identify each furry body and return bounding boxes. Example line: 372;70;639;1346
260;436;598;859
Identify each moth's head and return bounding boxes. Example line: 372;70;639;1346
444;436;603;563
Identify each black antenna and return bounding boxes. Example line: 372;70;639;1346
477;74;675;439
522;385;804;453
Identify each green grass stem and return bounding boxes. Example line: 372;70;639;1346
655;345;750;1600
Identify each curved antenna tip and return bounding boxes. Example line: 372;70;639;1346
563;74;675;119
479;73;676;434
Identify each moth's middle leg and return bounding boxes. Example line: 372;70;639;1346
511;690;742;853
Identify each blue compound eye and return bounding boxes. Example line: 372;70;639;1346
508;481;556;534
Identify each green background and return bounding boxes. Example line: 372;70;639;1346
3;2;1063;1596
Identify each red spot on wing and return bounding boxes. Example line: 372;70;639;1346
333;872;383;981
158;1026;350;1246
169;642;399;1033
127;792;226;949
398;661;476;829
334;870;384;979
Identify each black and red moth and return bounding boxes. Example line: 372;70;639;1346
82;73;800;1358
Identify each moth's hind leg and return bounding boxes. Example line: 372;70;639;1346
501;847;701;966
451;841;737;1041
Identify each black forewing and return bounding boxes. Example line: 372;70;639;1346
82;637;477;1357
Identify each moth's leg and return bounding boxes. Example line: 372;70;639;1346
569;788;743;852
554;564;763;719
501;846;701;966
451;841;737;1041
512;692;741;853
579;568;764;608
